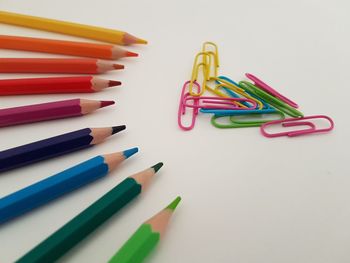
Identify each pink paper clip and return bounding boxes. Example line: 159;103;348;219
183;96;257;110
246;73;299;108
260;115;334;138
178;80;200;131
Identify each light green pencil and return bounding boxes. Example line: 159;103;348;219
108;196;181;263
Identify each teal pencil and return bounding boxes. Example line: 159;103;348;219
16;162;164;263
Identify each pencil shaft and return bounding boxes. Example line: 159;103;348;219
0;35;129;60
0;99;112;127
0;11;143;45
109;224;159;263
0;76;113;95
0;99;81;127
16;178;141;263
0;58;120;74
0;156;108;224
0;128;112;173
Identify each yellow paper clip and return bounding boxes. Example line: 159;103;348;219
189;52;211;96
202;42;219;79
214;77;264;109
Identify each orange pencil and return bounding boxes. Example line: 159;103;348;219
0;35;138;60
0;58;124;74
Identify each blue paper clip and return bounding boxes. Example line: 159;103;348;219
217;76;275;110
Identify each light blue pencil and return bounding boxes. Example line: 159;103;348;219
0;147;138;224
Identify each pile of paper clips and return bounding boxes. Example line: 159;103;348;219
178;42;334;138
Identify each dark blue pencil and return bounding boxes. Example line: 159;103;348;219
0;125;125;173
0;147;138;224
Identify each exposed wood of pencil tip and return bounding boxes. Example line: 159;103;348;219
91;77;121;91
96;61;124;73
123;33;148;45
90;125;125;144
145;196;181;238
102;152;126;172
131;163;163;190
79;99;114;114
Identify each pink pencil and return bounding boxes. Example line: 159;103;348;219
0;98;115;127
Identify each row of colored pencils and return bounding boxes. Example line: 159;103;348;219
0;10;180;263
0;126;180;262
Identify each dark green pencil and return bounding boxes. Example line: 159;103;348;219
16;162;163;263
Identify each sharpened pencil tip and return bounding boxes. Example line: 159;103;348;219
126;51;139;57
151;162;163;173
166;196;182;211
108;80;122;87
123;33;148;45
113;64;124;70
112;125;126;134
100;100;115;108
123;147;138;159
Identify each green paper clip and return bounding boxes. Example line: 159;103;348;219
211;111;285;128
239;81;304;117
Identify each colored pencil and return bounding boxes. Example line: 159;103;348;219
0;126;125;173
109;196;181;263
16;163;163;263
0;99;115;127
0;76;121;95
0;35;138;60
0;10;147;45
0;148;138;224
0;58;124;74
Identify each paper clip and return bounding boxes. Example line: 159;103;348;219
200;108;277;116
260;115;334;138
246;73;299;108
220;76;275;109
189;52;211;96
178;80;201;130
202;42;219;79
205;77;263;110
239;81;304;117
204;84;247;108
215;76;274;109
211;111;285;128
215;76;265;110
183;96;257;110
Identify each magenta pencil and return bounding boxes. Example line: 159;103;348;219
0;99;115;127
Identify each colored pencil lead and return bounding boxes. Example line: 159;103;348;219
126;51;139;57
100;101;115;108
166;196;182;211
112;125;126;134
113;64;125;70
152;162;164;173
123;148;139;159
108;80;122;87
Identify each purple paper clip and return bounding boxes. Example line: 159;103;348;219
260;115;334;138
246;73;299;108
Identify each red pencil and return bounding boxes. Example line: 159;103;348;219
0;76;121;95
0;58;124;74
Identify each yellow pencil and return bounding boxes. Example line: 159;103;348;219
0;10;147;45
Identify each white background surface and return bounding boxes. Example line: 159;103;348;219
0;0;349;262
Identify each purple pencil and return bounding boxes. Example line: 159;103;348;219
0;98;114;127
0;125;126;173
